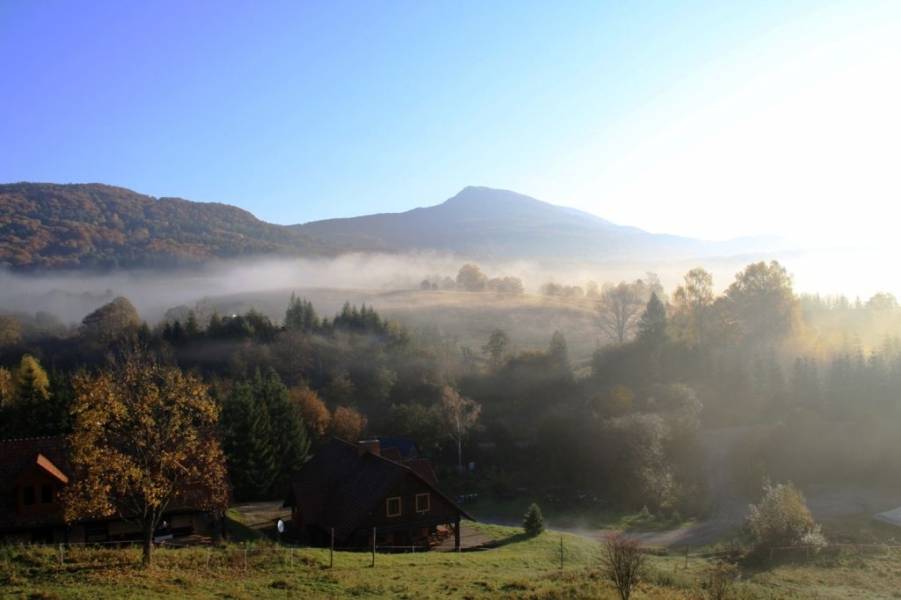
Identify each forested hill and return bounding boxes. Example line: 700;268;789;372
0;182;780;271
0;183;331;270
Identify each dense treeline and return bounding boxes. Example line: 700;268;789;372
2;260;901;515
0;183;328;270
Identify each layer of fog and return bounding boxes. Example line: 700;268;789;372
0;247;892;326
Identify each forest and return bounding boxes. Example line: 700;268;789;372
1;259;900;522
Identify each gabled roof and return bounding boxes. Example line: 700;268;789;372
286;438;472;539
34;453;69;484
0;436;71;529
0;437;70;491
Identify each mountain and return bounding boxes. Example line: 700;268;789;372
293;186;774;261
0;182;329;270
0;182;779;271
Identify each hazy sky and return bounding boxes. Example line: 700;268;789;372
2;1;899;246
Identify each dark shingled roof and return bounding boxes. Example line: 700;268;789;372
285;438;471;540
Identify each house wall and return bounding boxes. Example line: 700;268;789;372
14;470;65;523
356;472;461;545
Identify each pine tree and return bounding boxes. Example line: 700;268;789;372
185;311;200;338
220;382;278;500
254;369;310;495
523;503;545;536
16;354;50;405
285;294;320;332
547;330;570;373
637;293;668;345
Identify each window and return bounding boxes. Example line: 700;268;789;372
415;492;430;513
23;486;35;506
41;484;53;504
386;496;402;517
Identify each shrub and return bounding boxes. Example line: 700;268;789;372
702;562;738;600
601;533;646;600
745;480;826;553
523;503;545;536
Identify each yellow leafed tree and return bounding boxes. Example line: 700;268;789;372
63;355;228;565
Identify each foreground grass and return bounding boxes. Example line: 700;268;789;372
0;524;677;600
3;523;901;599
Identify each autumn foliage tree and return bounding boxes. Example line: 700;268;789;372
63;356;228;566
331;405;367;441
290;386;331;439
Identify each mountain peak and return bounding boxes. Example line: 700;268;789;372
442;186;546;207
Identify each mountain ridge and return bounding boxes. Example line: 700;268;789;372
0;182;780;271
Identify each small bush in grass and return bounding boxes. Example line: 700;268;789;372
702;562;738;600
523;503;545;536
745;480;826;554
601;533;645;600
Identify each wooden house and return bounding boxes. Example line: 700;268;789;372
0;436;219;544
284;438;473;550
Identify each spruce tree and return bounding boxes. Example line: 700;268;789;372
523;503;545;536
637;293;668;345
254;369;310;495
220;381;278;500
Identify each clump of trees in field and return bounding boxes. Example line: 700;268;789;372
420;263;524;295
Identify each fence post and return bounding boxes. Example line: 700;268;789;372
243;543;248;572
560;536;564;571
371;527;376;568
58;543;64;567
330;528;334;569
684;546;689;569
205;547;211;569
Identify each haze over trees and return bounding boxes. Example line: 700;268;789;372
1;256;901;543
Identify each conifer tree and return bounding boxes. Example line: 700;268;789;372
523;503;545;536
254;369;310;494
637;293;668;345
16;354;50;405
220;382;278;499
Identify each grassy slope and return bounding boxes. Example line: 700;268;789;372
5;522;901;599
468;496;695;533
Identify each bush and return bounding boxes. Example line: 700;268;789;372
702;562;738;600
601;534;646;600
523;503;545;536
745;480;826;552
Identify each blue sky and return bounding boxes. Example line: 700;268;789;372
2;1;899;244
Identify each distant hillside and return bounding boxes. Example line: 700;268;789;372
0;183;329;270
293;186;778;261
0;183;780;271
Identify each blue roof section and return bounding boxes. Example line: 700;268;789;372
376;436;419;458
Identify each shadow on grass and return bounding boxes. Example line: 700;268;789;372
224;509;265;543
482;532;533;549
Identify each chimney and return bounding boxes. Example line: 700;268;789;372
358;439;380;457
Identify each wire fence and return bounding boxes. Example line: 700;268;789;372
6;527;899;577
0;526;578;573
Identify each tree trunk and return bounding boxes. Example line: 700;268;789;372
142;519;154;566
457;437;463;471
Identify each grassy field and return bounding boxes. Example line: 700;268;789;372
467;494;695;533
4;520;901;599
